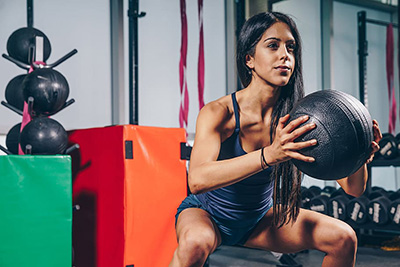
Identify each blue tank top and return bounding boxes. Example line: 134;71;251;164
196;92;274;230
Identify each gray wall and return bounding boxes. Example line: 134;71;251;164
0;0;226;152
0;0;112;133
126;0;226;135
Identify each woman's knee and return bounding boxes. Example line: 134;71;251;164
328;222;357;256
339;224;357;252
178;227;218;259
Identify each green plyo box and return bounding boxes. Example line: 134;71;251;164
0;155;72;266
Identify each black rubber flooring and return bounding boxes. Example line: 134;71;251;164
208;245;400;266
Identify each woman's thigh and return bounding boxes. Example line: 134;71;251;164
243;208;355;254
176;208;222;253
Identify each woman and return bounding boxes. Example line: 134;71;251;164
169;12;382;267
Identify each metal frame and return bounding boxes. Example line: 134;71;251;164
110;0;125;125
357;10;398;107
321;0;333;90
127;0;145;125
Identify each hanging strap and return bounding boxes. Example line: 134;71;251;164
197;0;205;110
386;23;396;134
18;61;46;154
179;0;189;130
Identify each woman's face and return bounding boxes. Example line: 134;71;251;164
246;22;296;88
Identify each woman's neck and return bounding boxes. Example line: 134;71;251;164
239;82;281;114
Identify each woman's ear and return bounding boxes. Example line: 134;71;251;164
245;54;254;69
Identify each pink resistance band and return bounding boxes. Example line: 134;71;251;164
197;0;205;110
179;0;189;130
386;23;396;134
18;61;46;155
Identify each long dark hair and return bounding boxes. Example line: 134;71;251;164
236;12;304;227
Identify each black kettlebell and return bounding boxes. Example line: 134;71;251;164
22;68;69;116
7;27;51;64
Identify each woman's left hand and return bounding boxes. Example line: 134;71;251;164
366;119;382;164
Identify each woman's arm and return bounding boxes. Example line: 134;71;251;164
188;102;263;194
337;120;382;197
189;104;316;194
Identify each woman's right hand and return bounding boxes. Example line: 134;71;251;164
264;114;317;166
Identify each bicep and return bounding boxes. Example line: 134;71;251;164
189;105;226;170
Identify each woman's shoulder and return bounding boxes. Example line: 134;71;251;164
201;94;231;113
197;94;236;134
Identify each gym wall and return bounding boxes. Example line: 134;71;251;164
274;0;322;97
0;0;112;133
0;0;226;136
123;0;226;134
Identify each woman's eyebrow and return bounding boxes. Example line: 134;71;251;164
264;37;280;42
263;37;295;43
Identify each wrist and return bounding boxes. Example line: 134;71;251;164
260;147;272;170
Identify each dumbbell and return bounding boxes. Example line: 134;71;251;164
367;187;400;225
347;187;389;225
396;133;400;153
347;195;369;224
378;133;399;159
389;189;400;227
367;196;391;225
310;194;329;214
309;186;338;215
369;187;389;199
321;186;336;197
301;186;321;209
328;188;352;221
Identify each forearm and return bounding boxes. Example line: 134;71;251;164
337;164;368;197
188;149;265;194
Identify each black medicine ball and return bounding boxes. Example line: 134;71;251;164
7;27;51;64
22;68;70;116
288;89;373;180
5;74;27;111
20;117;68;155
6;123;22;155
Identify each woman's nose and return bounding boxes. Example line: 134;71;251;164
279;46;290;60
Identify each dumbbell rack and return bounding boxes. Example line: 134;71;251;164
355;159;400;236
367;157;400;196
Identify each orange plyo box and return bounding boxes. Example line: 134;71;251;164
69;125;187;267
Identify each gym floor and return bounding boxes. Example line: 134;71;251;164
208;245;400;266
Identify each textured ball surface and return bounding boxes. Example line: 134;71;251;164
22;68;69;116
288;89;373;180
6;123;22;154
5;74;27;111
7;27;51;64
20;117;68;155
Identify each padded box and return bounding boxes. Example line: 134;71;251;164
0;155;72;267
69;125;187;267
